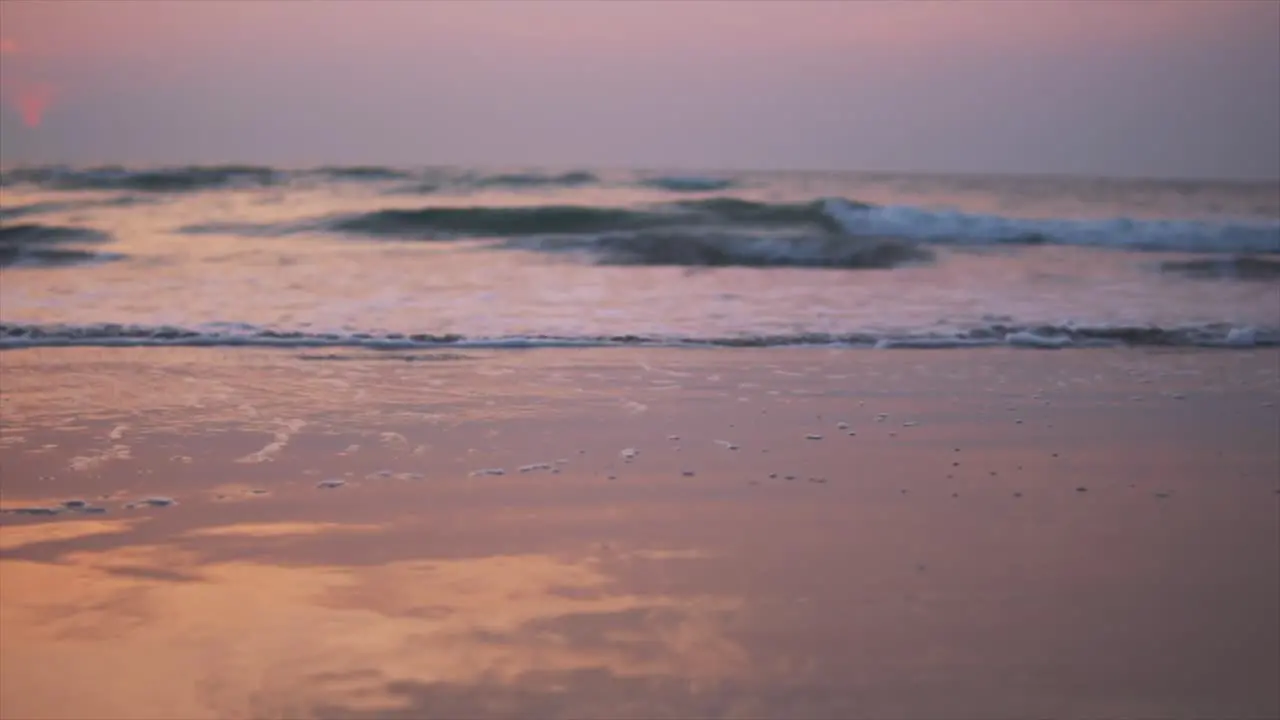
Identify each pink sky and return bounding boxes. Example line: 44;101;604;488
1;0;1277;179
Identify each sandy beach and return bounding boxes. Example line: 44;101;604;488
1;346;1278;720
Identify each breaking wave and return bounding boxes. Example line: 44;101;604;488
1;322;1274;350
323;196;1280;258
820;199;1280;253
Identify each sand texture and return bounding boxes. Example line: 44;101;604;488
1;347;1278;720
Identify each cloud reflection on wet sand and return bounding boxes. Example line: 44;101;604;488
0;519;742;720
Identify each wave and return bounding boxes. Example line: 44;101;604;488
0;223;118;267
470;171;598;189
821;199;1280;253
307;166;414;181
504;229;930;268
324;197;1279;254
1;165;280;192
1159;256;1280;281
1;322;1274;350
328;199;850;239
639;176;736;192
0;195;153;222
0;201;81;221
331;205;670;237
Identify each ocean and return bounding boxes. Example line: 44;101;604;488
2;165;1278;350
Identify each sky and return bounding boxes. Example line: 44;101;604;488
1;0;1277;180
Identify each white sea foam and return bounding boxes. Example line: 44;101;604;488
819;198;1280;253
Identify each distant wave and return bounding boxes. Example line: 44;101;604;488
470;171;598;189
1;165;280;192
0;223;119;267
307;166;415;181
2;322;1274;350
639;176;736;192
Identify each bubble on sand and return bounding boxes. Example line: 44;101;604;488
667;435;680;441
471;468;506;477
379;432;408;448
519;463;553;473
126;496;176;508
714;440;739;450
805;434;823;440
620;448;639;460
316;479;346;489
836;421;850;429
902;421;919;427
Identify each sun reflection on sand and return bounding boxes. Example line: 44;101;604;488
0;520;743;720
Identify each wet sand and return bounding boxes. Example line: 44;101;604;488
1;347;1278;720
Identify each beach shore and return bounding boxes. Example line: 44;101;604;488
2;347;1277;720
